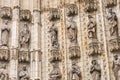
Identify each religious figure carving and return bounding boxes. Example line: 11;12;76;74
87;15;97;39
19;23;30;51
49;63;61;80
49;23;59;49
90;60;101;80
1;20;10;47
112;55;120;80
0;65;9;80
67;17;78;46
107;9;118;37
69;62;81;80
19;65;29;80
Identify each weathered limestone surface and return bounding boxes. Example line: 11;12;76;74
0;0;119;80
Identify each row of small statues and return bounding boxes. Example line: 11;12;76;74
1;21;30;51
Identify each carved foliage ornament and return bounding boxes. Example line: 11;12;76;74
84;0;97;13
0;7;12;19
66;4;78;17
105;0;117;8
48;8;60;21
20;10;32;22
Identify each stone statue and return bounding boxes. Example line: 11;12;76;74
19;23;30;51
87;15;97;39
19;65;29;80
90;60;101;80
112;55;120;80
1;20;10;47
107;9;118;37
67;17;78;46
69;62;81;80
0;65;9;80
49;23;59;49
49;63;61;80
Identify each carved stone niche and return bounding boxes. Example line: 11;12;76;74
69;46;80;59
66;4;78;17
49;49;61;63
18;51;30;63
48;8;60;21
105;0;117;8
0;49;9;61
109;37;120;52
84;0;97;13
20;10;32;22
0;7;12;19
88;39;102;56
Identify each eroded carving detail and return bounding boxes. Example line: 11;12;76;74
90;60;101;80
48;8;60;21
19;65;29;80
0;64;9;80
1;20;10;48
20;10;32;22
105;0;117;8
19;23;30;51
84;0;97;13
66;4;78;17
0;49;9;61
69;62;81;80
1;7;12;19
49;63;61;80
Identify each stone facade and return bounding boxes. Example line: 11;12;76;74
0;0;120;80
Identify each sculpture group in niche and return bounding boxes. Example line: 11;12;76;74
67;17;78;46
19;65;29;80
107;9;118;37
69;62;81;80
19;23;30;51
0;64;8;80
90;60;101;80
112;55;120;80
49;63;61;80
87;15;97;39
49;23;59;49
1;20;10;48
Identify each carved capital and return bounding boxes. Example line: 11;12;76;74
88;39;102;56
66;4;78;17
109;37;120;52
105;0;117;8
1;7;12;19
84;0;97;13
49;49;61;63
0;48;9;61
20;10;32;22
48;8;60;21
69;46;80;59
18;51;30;63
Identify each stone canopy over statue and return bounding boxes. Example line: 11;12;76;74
1;20;10;48
19;23;30;51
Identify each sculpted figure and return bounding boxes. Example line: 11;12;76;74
90;60;101;80
49;23;59;49
19;23;30;51
69;62;81;80
19;65;29;80
67;17;77;46
87;15;97;39
112;55;120;80
107;9;118;37
0;65;9;80
1;20;10;47
49;63;61;80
